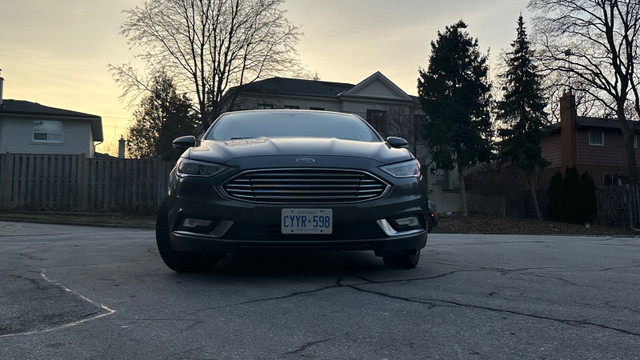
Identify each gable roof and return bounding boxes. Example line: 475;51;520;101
0;99;103;141
340;71;413;102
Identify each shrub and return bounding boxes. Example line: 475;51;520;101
546;167;596;224
547;171;565;222
579;172;597;223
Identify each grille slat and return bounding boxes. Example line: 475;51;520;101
226;184;382;189
232;178;368;183
223;169;388;203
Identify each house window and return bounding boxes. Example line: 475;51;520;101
256;103;274;109
413;114;426;139
309;107;325;110
366;109;387;136
284;105;300;109
33;120;63;143
589;130;604;146
604;173;627;186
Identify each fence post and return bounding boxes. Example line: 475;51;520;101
78;153;87;209
2;152;10;209
632;185;640;230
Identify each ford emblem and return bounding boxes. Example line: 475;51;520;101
296;157;316;163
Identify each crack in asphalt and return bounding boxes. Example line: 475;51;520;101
345;266;583;287
8;273;46;290
16;252;47;261
189;284;342;313
345;284;443;309
345;283;640;337
529;273;582;286
186;269;639;339
284;338;333;356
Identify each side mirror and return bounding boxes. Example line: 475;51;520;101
386;136;409;149
172;135;197;150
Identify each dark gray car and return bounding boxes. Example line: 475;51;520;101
156;110;428;272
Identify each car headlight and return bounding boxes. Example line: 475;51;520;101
177;159;227;177
380;159;421;178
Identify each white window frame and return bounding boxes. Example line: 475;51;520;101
33;120;63;144
588;130;604;146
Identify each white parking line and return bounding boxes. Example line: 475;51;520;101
0;270;116;338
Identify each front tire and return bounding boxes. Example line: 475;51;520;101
382;249;421;269
156;199;220;273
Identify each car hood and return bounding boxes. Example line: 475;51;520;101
186;137;412;164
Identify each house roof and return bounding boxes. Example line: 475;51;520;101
545;116;640;134
233;77;355;98
0;99;103;141
576;116;640;131
230;72;420;103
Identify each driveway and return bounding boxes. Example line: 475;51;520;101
0;221;638;359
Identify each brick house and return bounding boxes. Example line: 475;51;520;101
541;92;640;186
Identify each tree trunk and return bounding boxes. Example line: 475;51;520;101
458;165;468;217
618;108;638;184
530;176;543;221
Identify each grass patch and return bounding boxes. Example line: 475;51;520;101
0;211;155;229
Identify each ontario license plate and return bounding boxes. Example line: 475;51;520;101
281;208;333;234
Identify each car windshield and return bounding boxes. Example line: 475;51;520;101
205;111;382;142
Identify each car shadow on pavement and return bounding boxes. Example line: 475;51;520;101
160;250;433;281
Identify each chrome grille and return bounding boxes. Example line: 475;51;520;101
223;169;389;203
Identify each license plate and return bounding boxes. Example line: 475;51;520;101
281;208;333;234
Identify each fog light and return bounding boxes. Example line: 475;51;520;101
394;217;420;227
183;218;212;228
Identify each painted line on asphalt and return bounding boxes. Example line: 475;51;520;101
0;269;116;338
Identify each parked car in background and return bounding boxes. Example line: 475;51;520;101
428;200;438;232
156;110;429;272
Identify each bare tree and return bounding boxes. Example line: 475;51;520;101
110;0;302;130
529;0;640;183
383;105;431;166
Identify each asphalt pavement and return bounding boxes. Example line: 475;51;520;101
0;221;638;359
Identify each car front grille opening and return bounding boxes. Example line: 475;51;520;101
223;169;389;203
224;222;386;241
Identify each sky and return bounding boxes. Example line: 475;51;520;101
0;0;531;155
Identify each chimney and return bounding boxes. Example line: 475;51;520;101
560;91;577;168
0;69;4;106
118;135;126;158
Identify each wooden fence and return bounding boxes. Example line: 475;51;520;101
596;185;640;229
0;153;173;214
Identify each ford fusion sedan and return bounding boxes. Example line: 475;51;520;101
156;110;429;272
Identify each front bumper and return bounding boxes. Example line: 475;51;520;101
166;171;428;253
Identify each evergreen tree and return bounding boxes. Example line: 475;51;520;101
417;20;493;216
547;167;597;224
497;15;549;220
547;171;564;222
579;171;597;223
563;166;581;224
127;71;195;161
